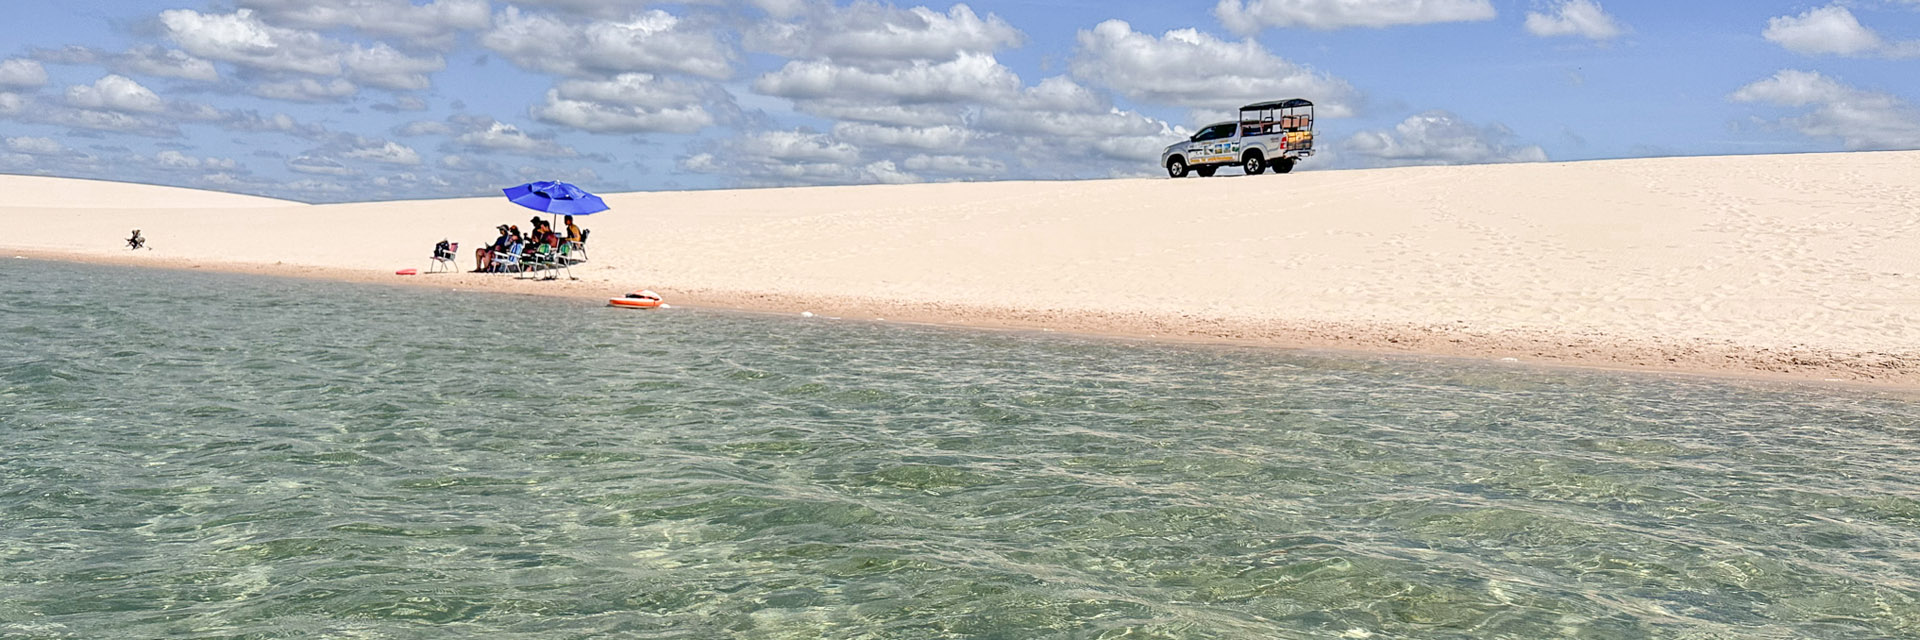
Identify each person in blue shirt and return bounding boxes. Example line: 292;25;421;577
475;224;511;272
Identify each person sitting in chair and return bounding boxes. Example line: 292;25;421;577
126;229;145;250
476;224;510;272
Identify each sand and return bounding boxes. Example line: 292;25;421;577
5;151;1919;386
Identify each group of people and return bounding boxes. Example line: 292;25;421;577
471;214;585;272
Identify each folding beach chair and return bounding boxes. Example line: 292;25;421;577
537;243;574;280
522;243;553;279
428;242;458;273
568;228;589;262
491;241;525;276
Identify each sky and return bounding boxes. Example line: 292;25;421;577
0;0;1916;203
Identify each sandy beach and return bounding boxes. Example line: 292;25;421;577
5;150;1918;386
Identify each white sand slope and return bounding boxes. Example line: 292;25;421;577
2;175;302;209
5;151;1918;384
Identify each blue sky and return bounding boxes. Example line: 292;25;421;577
0;0;1916;202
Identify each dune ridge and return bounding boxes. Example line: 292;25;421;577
6;150;1918;385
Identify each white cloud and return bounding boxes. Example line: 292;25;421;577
1344;111;1548;167
344;43;445;91
341;140;423;165
212;109;329;138
902;153;1003;175
280;179;352;195
1731;69;1920;150
288;154;359;175
788;101;966;127
1524;0;1625;41
1070;20;1357;117
755;52;1022;106
159;9;451;96
481;7;733;79
439;153;501;173
236;0;491;50
861;160;920;184
160;9;344;76
680;129;903;186
0;58;49;89
530;73;720;134
972;77;1182;165
117;46;221;82
251;77;358;102
715;5;1188;184
748;3;1022;69
831;122;976;151
1763;5;1919;58
30;46;220;82
1214;0;1495;34
0;92;21;115
150;150;238;171
372;96;429;113
65;75;167;114
453;120;579;157
398;120;455;136
739;130;859;163
505;0;804;19
44;106;179;136
5;137;63;155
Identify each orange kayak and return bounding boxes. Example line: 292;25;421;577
608;297;661;309
610;290;664;309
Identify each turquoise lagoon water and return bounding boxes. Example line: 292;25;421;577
2;259;1918;639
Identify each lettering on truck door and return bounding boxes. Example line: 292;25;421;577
1188;124;1237;164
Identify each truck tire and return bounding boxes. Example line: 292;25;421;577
1166;157;1188;178
1242;152;1266;176
1273;158;1295;174
1196;166;1217;177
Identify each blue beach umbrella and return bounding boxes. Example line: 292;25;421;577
502;180;609;215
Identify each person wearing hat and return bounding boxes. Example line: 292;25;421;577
476;224;512;272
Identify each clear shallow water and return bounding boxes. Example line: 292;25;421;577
3;260;1919;639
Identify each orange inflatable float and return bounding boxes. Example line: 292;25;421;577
609;289;663;309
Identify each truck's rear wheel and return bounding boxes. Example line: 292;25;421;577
1166;158;1188;178
1273;158;1295;174
1196;166;1217;177
1242;153;1266;175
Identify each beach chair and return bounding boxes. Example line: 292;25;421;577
568;229;589;262
428;242;458;273
491;241;525;276
522;243;554;279
538;243;575;280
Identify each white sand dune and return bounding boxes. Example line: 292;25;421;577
6;151;1919;385
1;175;302;209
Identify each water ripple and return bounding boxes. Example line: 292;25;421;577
2;260;1918;638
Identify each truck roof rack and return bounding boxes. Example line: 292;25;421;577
1239;99;1314;111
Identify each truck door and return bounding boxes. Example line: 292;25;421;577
1187;124;1236;165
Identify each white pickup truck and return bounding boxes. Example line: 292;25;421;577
1162;99;1315;178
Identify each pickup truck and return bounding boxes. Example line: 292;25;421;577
1162;99;1315;178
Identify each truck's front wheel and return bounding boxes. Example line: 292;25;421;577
1242;153;1266;175
1166;158;1188;178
